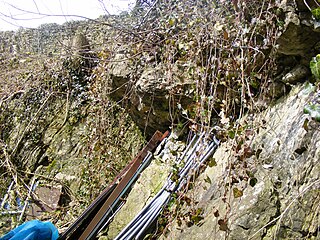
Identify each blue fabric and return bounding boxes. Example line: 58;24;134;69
0;220;59;240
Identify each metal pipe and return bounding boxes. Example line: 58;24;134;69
177;139;218;191
1;181;14;209
115;188;166;240
116;198;160;240
124;193;167;240
1;210;23;215
123;201;161;240
99;201;125;233
117;137;208;239
177;134;197;163
19;177;37;221
96;152;153;236
135;191;171;239
115;132;219;240
176;132;203;165
200;142;218;165
80;131;165;240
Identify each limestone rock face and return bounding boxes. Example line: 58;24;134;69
160;84;320;239
71;33;90;56
276;1;320;60
0;85;145;232
97;84;319;240
104;1;320;136
281;65;309;84
108;58;194;136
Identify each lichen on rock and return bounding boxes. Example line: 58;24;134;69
159;83;320;240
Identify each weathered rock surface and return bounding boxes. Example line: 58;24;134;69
1;1;320;238
108;56;194;136
96;83;320;240
0;85;145;232
1;1;319;139
159;83;320;239
104;0;320;136
96;3;320;237
277;12;320;58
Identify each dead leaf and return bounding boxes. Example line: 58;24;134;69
214;210;219;217
218;219;228;231
223;30;229;40
303;118;309;131
208;158;217;167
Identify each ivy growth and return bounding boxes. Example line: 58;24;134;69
310;54;320;81
311;7;320;21
304;104;320;122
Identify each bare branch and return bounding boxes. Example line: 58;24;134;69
32;0;40;14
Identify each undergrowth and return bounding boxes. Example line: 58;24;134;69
0;0;318;238
103;0;283;129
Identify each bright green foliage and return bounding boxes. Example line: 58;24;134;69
310;54;320;80
304;104;320;122
311;8;320;20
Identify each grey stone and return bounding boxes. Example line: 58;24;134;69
281;65;309;84
158;84;320;239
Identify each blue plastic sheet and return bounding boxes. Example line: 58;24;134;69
0;220;59;240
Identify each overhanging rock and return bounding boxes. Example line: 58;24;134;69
108;55;194;136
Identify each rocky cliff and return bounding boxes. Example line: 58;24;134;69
162;83;319;240
0;0;320;239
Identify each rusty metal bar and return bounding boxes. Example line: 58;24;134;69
59;130;168;240
79;130;165;240
58;183;116;240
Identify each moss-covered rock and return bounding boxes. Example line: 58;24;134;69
0;51;145;233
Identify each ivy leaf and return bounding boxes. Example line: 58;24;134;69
168;18;176;26
233;187;243;198
191;215;204;224
311;8;320;21
204;175;212;184
208;158;217;167
182;196;192;206
249;177;258;187
228;130;235;139
304;104;320;122
310;54;320;80
255;148;262;159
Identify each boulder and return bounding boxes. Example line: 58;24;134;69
108;58;195;136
